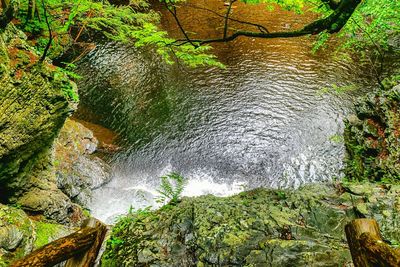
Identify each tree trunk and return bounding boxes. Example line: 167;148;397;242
345;219;400;267
27;0;36;21
10;227;98;267
10;218;107;267
360;232;400;267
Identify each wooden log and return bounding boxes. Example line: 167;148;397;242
345;218;400;267
65;218;108;267
10;227;98;267
360;232;400;267
345;219;382;267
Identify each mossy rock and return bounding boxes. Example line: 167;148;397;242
55;119;110;207
102;183;400;267
344;84;400;182
0;23;81;223
33;221;72;249
0;204;34;266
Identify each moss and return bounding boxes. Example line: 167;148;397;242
0;204;35;265
102;183;400;266
33;221;64;249
344;84;400;182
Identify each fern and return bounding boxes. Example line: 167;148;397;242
156;173;187;205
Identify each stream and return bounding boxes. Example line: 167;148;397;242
75;1;376;222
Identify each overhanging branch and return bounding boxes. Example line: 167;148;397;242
172;0;361;46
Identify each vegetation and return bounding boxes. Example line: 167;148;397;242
33;221;64;249
1;0;397;70
156;172;187;205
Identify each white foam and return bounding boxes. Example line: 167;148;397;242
90;176;248;223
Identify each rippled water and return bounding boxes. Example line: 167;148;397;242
76;1;375;221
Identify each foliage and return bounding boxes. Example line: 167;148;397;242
103;206;158;263
156;172;187;204
314;0;400;83
317;83;357;96
15;0;223;67
338;0;400;54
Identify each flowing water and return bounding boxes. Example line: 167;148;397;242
75;1;376;222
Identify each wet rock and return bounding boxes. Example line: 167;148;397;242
102;183;400;267
55;119;111;207
344;84;400;182
0;204;35;266
17;188;74;224
0;23;78;223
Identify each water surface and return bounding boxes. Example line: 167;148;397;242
76;1;375;221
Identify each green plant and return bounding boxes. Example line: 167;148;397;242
156;172;187;205
276;190;286;200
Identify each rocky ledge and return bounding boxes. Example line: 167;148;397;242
55;118;111;207
344;84;400;182
102;182;400;267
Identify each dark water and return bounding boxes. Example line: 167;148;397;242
75;1;375;221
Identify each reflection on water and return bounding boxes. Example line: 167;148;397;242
75;1;375;221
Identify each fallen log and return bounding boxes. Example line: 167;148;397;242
345;218;400;267
11;218;107;267
65;218;108;267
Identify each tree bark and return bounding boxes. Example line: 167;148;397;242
360;232;400;267
65;218;108;267
10;218;107;267
345;219;400;267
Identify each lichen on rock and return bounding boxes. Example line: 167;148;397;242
0;23;79;223
55;118;111;207
102;183;400;267
344;84;400;182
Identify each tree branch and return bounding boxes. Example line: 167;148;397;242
183;3;269;33
39;0;53;62
173;0;361;46
223;0;237;39
163;1;198;48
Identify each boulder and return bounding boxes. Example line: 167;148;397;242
0;23;78;223
0;204;35;266
55;119;111;207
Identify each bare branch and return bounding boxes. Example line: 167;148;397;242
39;0;52;62
183;3;269;33
173;0;361;46
223;0;237;39
163;0;199;48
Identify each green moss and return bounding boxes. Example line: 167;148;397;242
344;85;400;182
0;204;35;265
103;183;400;266
33;221;63;249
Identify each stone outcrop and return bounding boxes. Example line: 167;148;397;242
0;23;78;222
0;204;72;266
55;118;111;207
102;183;400;267
344;84;400;181
0;204;35;266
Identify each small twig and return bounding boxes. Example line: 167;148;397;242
183;3;270;33
163;1;198;48
223;0;237;39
